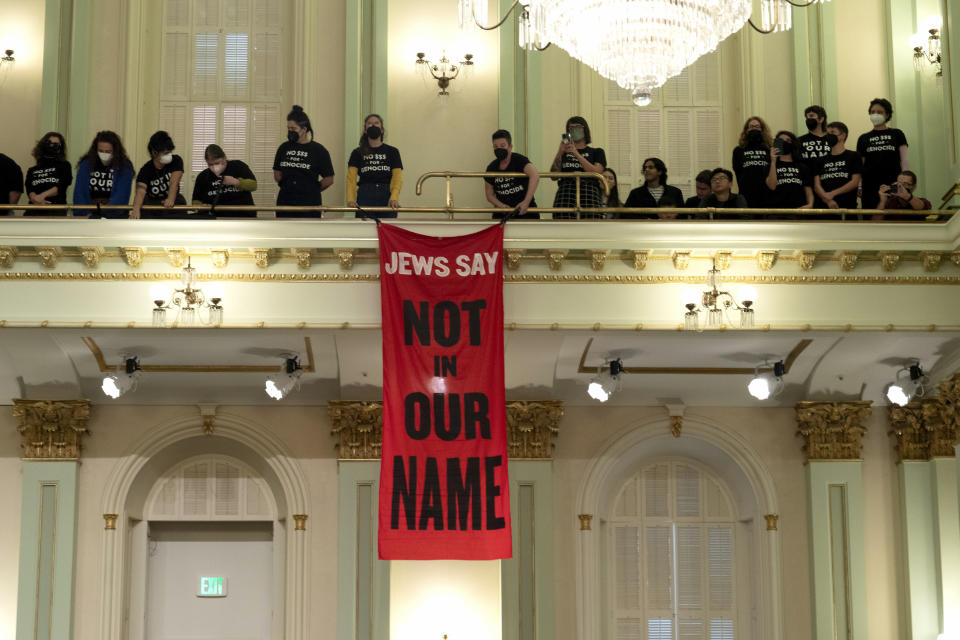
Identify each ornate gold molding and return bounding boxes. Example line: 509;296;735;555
924;374;960;456
590;250;608;271
672;250;691;270
336;248;356;270
795;401;872;461
123;247;144;268
764;514;779;531
0;246;16;268
293;514;308;531
81;247;103;268
795;250;816;271
713;250;733;270
37;246;62;268
103;514;118;530
880;251;901;272
631;249;649;270
505;401;563;459
329;401;384;460
756;250;778;271
670;415;683;438
921;251;942;273
329;400;563;460
295;249;312;270
12;399;91;460
253;248;271;269
210;249;229;269
839;251;859;271
166;248;187;268
578;514;593;531
548;249;567;271
505;249;524;270
889;403;928;461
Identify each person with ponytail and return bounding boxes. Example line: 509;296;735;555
73;130;134;218
346;114;402;218
273;105;334;218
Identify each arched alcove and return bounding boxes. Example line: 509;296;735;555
576;415;784;640
97;413;310;640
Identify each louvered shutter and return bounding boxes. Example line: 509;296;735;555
607;108;635;182
662;68;693;107
665;110;694;195
182;462;209;516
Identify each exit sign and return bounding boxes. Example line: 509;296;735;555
198;576;227;597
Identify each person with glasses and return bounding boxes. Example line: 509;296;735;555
875;171;932;221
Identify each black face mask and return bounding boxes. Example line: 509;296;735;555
805;117;819;131
746;129;762;144
494;148;509;161
287;130;301;144
825;133;839;147
45;142;62;157
780;142;794;155
365;126;382;140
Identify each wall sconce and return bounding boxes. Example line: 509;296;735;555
1;49;13;63
415;51;474;96
681;258;757;330
149;257;224;327
910;16;942;76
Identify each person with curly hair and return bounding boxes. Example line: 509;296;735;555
732;116;772;209
73;130;134;218
24;132;73;215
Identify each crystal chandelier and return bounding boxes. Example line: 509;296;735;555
681;259;757;330
149;258;224;327
523;0;752;99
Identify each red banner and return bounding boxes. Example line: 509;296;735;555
377;224;512;560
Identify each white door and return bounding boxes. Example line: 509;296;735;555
146;521;273;640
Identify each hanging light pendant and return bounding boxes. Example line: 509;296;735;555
761;0;792;33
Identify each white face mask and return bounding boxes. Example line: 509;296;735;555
159;153;174;165
869;113;886;126
210;162;226;176
97;151;114;164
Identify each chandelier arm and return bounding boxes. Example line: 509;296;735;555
472;0;523;30
784;0;817;6
535;41;552;51
747;17;779;34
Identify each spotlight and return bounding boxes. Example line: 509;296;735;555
265;355;302;400
102;355;141;399
748;360;784;400
587;359;623;402
886;362;925;406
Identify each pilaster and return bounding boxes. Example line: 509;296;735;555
796;401;871;640
12;399;90;640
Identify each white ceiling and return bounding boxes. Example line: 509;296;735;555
1;327;957;408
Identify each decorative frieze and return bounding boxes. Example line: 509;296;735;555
795;401;872;461
253;248;271;269
123;247;144;268
590;250;609;271
631;250;649;271
37;247;62;268
547;249;568;271
336;248;356;270
295;249;312;270
505;249;524;270
210;249;229;269
166;248;187;268
0;246;16;268
714;250;733;270
756;250;777;271
12;399;91;460
329;400;563;460
671;250;691;270
889;402;928;461
795;250;817;271
880;251;901;272
838;251;859;271
80;247;103;268
920;251;942;273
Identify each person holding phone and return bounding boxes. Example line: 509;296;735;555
765;130;813;214
550;116;606;219
875;170;931;220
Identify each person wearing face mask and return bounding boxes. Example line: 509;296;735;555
346;114;403;218
622;157;684;218
24;132;73;215
192;144;258;218
550;116;606;219
484;129;539;219
765;130;813;213
73;131;134;218
856;98;908;210
812;121;861;213
797;105;831;161
273;105;334;218
0;152;24;210
732;116;772;209
132;131;185;219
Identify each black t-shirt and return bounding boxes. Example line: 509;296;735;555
88;160;116;201
815;151;862;209
554;146;606;208
0;153;24;201
732;144;770;208
192;159;256;206
485;153;537;208
770;160;811;208
25;158;73;204
136;155;184;202
856;128;908;185
348;144;402;185
798;133;831;161
273;140;334;205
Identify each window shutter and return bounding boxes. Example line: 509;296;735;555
644;464;669;518
676;525;702;610
644;525;674;610
694;53;721;105
675;464;701;518
616;618;645;640
222;105;248;160
662;68;692;107
253;32;282;100
224;0;250;27
647;618;673;640
182;462;209;517
708;526;734;610
694;110;723;175
191;104;218;187
214;461;241;516
159;104;189;152
194;0;219;27
162;33;190;98
615;525;641;609
607;108;635;180
192;33;219;99
252;103;281;206
607;79;632;105
224;33;250;100
665;110;694;194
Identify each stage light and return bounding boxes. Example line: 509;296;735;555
587;359;623;402
887;363;925;406
102;355;141;399
265;355;302;400
748;360;784;400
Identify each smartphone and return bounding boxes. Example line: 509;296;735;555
773;138;785;153
561;132;571;143
888;183;900;190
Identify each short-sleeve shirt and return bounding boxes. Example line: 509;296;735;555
732;144;770;208
25;159;73;204
815;151;862;209
136;155;184;202
798;133;831;161
273;140;334;206
348;144;402;185
0;153;24;200
192;159;256;206
856;128;908;185
770;160;811;208
485;153;537;208
554;146;607;209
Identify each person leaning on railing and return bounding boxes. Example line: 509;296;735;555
73;130;134;219
622;157;684;219
0;152;24;210
192;144;257;219
874;170;932;221
24;132;73;216
695;168;749;220
484;129;539;219
131;130;185;219
684;170;712;208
